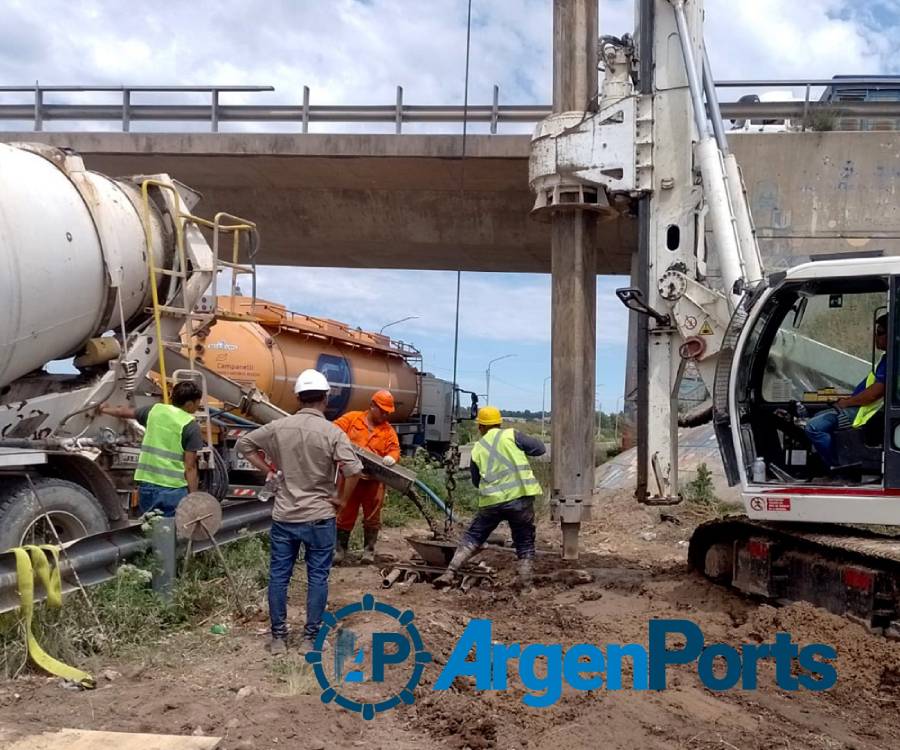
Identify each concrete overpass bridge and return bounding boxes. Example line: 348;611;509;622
3;129;900;274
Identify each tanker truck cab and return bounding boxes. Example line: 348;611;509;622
715;255;900;526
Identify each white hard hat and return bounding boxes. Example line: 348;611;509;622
294;369;330;394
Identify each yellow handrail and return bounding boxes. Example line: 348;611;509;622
140;179;187;404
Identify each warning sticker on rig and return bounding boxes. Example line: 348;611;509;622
766;498;791;512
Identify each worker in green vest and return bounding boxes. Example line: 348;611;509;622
100;381;204;515
434;406;545;592
805;313;888;469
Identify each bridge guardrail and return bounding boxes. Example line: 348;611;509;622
1;78;898;133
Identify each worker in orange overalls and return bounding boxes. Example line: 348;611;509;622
333;389;401;564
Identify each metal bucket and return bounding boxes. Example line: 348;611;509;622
404;536;458;567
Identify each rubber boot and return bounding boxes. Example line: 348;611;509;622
361;528;379;564
334;529;351;565
269;636;287;656
433;544;477;589
516;557;534;594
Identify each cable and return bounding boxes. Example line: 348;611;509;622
490;375;542;396
450;0;472;419
460;0;473;164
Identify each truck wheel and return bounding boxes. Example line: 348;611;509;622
0;478;109;550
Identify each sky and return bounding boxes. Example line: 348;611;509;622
4;0;898;410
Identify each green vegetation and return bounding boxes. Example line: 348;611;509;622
681;463;737;519
682;463;717;506
268;652;320;696
807;108;839;132
0;534;269;679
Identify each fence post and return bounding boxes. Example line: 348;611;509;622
122;89;131;132
491;84;499;134
801;83;811;132
150;517;176;599
33;85;42;132
395;85;403;134
302;85;310;133
211;89;219;132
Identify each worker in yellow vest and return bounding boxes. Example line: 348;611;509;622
805;313;888;469
100;381;204;515
434;406;545;592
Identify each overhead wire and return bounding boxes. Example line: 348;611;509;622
450;0;473;412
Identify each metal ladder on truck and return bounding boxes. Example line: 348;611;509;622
139;180;259;489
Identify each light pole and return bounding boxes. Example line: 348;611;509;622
541;375;551;439
379;315;419;334
485;354;515;404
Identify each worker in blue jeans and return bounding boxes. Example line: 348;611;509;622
805;314;887;470
237;370;362;655
100;382;204;516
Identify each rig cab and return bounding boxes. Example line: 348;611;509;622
715;255;900;525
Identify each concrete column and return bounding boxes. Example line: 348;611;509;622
550;0;598;559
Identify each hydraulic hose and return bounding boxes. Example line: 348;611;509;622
412;479;457;525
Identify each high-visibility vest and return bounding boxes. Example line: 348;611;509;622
852;370;884;428
471;428;542;508
134;404;193;488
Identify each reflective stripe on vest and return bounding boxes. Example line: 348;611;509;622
134;403;193;488
852;370;884;428
471;428;542;508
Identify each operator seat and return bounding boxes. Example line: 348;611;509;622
831;410;884;475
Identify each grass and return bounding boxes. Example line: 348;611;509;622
268;654;320;696
0;533;270;680
0;448;556;677
681;463;738;520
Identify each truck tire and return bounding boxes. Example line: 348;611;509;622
0;477;109;550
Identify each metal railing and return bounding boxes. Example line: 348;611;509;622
0;78;898;133
0;85;274;132
0;500;272;614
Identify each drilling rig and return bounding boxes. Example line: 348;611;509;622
532;0;900;633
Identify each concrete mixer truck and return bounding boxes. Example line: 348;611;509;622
0;142;466;549
0;141;288;550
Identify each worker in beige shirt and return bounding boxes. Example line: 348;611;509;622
237;369;363;655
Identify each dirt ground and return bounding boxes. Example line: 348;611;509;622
2;492;900;750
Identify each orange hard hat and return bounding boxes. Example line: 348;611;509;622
372;389;395;414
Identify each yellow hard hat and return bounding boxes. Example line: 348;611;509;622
476;406;502;426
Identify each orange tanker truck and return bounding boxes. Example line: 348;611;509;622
190;297;467;500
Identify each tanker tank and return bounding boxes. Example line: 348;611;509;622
193;296;420;420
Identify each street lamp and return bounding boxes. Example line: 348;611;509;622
379;315;419;334
541;375;551;439
485;354;515;404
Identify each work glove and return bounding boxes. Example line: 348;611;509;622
382;455;397;467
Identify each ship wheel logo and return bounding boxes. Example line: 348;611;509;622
305;593;432;719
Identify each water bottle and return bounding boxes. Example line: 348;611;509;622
795;402;808;419
259;470;283;502
752;457;766;483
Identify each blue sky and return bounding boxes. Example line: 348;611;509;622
254;266;631;412
4;0;897;409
